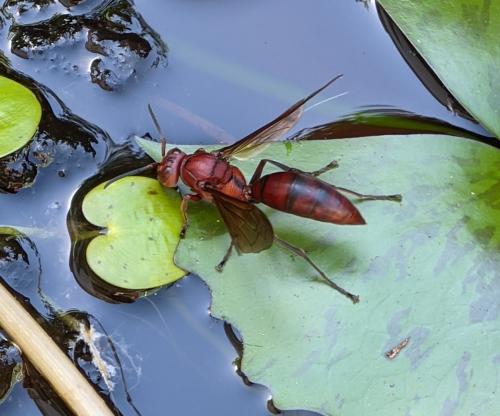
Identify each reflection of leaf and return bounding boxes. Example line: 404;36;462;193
290;107;492;143
137;136;500;415
378;0;500;138
82;176;186;290
0;76;41;158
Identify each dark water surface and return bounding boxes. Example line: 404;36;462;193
0;0;490;415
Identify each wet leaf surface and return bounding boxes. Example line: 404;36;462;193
377;0;500;138
139;136;500;415
0;75;41;158
81;176;185;290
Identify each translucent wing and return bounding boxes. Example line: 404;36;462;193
206;188;274;254
216;75;343;160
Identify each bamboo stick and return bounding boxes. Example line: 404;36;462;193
0;281;115;416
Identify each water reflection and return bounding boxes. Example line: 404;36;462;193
290;107;497;148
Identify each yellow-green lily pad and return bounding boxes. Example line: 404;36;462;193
0;76;41;158
81;176;186;289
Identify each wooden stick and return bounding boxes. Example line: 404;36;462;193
0;281;115;416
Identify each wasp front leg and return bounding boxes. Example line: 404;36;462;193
215;243;234;272
180;194;201;238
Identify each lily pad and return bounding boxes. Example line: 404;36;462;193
377;0;500;138
81;176;185;290
137;136;500;415
0;76;41;158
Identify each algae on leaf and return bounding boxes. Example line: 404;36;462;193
139;136;500;415
0;76;41;158
378;0;500;138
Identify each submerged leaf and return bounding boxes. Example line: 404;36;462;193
0;76;41;158
377;0;500;138
139;136;500;415
82;176;185;290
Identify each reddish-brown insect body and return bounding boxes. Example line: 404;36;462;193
251;172;365;225
178;150;247;201
108;75;401;304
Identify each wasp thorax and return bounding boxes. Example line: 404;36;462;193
157;147;186;187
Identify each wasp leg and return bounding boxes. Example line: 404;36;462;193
273;235;359;304
249;159;338;183
180;194;201;238
309;160;339;177
215;243;234;272
334;186;402;203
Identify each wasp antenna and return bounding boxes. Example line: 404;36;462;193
103;163;158;189
147;104;167;157
303;74;343;103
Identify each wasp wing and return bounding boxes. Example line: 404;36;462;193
216;75;343;160
206;188;274;254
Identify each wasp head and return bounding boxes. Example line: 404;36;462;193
157;147;186;187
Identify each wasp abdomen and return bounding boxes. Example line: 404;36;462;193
251;172;365;225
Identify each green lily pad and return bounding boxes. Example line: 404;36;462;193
138;136;500;415
0;76;42;158
82;177;186;290
378;0;500;138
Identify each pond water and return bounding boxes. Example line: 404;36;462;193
0;0;491;415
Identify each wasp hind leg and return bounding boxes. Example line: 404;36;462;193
249;159;339;183
335;186;402;203
274;235;359;304
309;160;339;177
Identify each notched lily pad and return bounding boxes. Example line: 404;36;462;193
0;75;41;159
139;136;500;415
82;176;186;290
